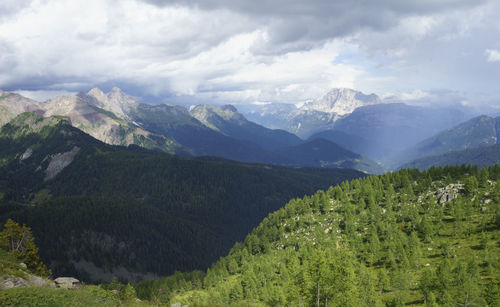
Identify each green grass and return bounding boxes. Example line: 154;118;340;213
0;285;155;307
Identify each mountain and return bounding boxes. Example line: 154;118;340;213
308;129;388;160
78;87;139;121
241;88;381;138
128;102;284;163
332;103;471;163
0;90;183;155
276;138;385;174
189;104;302;151
243;105;333;139
138;165;500;306
80;89;297;163
0;112;363;282
400;142;500;170
394;115;500;168
0;90;45;126
301;87;381;115
239;102;298;131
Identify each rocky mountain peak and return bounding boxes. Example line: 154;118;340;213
84;87;138;120
108;87;126;100
87;88;106;100
301;88;381;116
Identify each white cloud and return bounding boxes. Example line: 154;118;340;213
485;49;500;62
0;0;498;108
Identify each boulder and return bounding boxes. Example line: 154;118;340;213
54;277;81;289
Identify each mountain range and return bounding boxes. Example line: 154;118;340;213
241;88;380;138
0;88;383;173
240;89;473;163
1;87;494;173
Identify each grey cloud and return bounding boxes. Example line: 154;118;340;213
143;0;484;51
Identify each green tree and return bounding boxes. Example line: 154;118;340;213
0;219;50;276
419;268;435;304
464;176;478;195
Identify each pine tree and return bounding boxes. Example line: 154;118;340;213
419;268;435;304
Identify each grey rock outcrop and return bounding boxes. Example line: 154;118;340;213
435;183;463;205
0;274;55;290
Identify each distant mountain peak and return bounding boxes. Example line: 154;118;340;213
87;87;106;98
220;105;238;113
84;87;138;120
301;88;381;115
108;87;126;99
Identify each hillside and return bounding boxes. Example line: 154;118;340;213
333;103;470;163
136;165;500;306
400;143;500;170
0;112;363;283
393;115;500;168
189;104;302;151
276;138;385;174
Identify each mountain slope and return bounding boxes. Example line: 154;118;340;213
399;143;500;170
276;138;384;174
128;103;282;163
189;104;302;151
0;112;363;282
394;115;499;167
333;103;470;162
308;129;388;160
139;165;500;306
0;90;44;126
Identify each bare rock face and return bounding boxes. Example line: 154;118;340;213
44;146;80;181
19;148;33;161
85;87;139;121
301;88;381;116
435;183;464;205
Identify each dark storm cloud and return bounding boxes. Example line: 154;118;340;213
143;0;484;51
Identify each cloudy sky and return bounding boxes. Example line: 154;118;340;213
0;0;499;108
